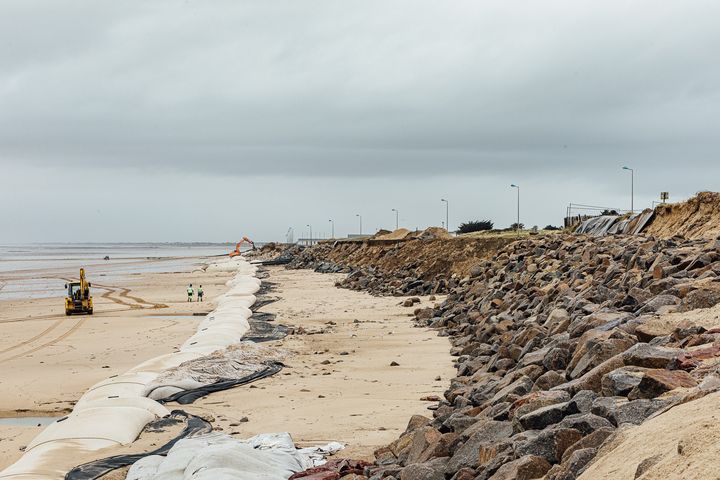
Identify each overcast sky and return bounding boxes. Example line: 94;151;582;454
1;1;719;243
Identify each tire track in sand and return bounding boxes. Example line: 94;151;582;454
0;281;166;361
0;319;64;355
93;282;167;310
0;317;87;364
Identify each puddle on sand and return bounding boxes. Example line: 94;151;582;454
0;416;60;427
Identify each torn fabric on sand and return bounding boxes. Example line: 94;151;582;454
127;432;343;480
145;341;286;404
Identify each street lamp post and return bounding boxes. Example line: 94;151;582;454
622;166;634;213
356;214;362;235
441;199;449;232
328;219;334;238
510;184;520;237
391;208;399;230
306;224;312;245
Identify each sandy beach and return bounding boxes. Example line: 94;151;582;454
0;258;453;474
0;258;232;468
183;266;454;458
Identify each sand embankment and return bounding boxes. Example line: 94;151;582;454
575;191;720;239
296;235;514;280
643;191;720;239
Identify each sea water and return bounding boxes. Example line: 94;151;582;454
0;243;242;300
0;416;60;427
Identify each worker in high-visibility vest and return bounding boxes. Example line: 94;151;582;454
187;284;194;302
197;285;204;302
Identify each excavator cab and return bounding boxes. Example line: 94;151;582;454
65;268;93;315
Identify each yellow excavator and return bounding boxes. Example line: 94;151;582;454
65;268;93;315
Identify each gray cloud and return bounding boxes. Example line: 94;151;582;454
1;1;719;241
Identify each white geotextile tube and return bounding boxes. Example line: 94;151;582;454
127;432;344;480
0;257;259;480
126;352;204;376
205;258;256;274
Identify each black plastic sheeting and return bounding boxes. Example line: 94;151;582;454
256;281;278;295
251;311;276;322
157;361;284;405
258;256;293;266
65;410;212;480
252;296;280;311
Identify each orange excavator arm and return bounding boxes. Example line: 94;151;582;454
229;236;255;257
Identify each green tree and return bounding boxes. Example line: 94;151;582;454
456;220;494;234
